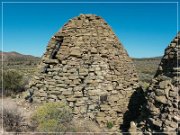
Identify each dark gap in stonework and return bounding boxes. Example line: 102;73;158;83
50;36;64;59
43;36;64;73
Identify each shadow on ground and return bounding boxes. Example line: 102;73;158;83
120;87;146;133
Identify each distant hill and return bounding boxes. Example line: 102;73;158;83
133;57;161;82
1;51;40;75
0;51;40;62
133;56;162;62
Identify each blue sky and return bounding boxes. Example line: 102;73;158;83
1;1;179;58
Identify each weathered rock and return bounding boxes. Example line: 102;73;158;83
155;96;167;104
70;47;82;57
43;59;59;64
137;32;180;133
128;121;137;135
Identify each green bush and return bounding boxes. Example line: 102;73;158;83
31;102;74;132
0;69;26;96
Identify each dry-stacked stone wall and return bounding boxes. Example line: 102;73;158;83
142;33;180;134
27;14;139;130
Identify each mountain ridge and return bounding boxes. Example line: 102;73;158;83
0;51;40;61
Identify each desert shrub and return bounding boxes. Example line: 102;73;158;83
1;107;24;132
0;69;27;96
107;122;113;129
140;81;150;91
31;102;74;132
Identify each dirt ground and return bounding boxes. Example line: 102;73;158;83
0;97;34;134
0;97;106;135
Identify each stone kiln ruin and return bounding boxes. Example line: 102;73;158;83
143;32;180;133
27;14;139;130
